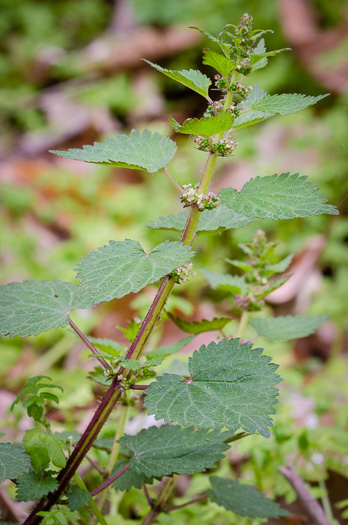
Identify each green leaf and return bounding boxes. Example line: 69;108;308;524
147;205;253;235
145;338;282;438
0;280;93;338
118;319;141;343
120;425;234;478
0;443;31;483
23;429;66;472
255;277;289;299
208;477;290;518
243;83;268;109
37;506;80;525
16;471;58;502
201;269;248;296
168;312;230;335
266;254;293;275
252;93;329;116
146;336;195;357
111;459;153;491
75;240;193;304
190;27;230;56
234;110;274;129
169;111;234;137
50;129;177;174
250;314;329;341
67;485;92;511
220;173;338;220
202;48;235;77
87;337;123;355
118;358;142;371
144;60;211;99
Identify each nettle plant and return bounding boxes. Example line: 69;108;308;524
0;14;338;525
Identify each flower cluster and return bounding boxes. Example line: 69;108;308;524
227;102;243;118
194;136;238;156
235;294;264;312
212;138;238;156
230;81;252;97
180;183;220;210
205;99;224;116
171;262;196;284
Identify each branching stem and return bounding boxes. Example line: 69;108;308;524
68;317;110;371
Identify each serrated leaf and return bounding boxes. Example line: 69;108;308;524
37;506;79;525
234;110;274;129
118;319;141;343
120;425;234;478
67;485;91;511
144;60;211;99
243;83;268;110
118;358;142;371
51;129;177;173
111;459;153;491
23;428;66;472
169;111;234;137
145;338;282;437
250;314;329;341
75;240;193;304
208;477;290;518
0;443;31;482
220;173;338;220
168;313;230;335
16;471;58;502
146;205;253;235
202;48;235;77
256;276;289;299
201;269;248;296
190;27;230;57
252;93;329;116
146;336;195;357
0;280;93;338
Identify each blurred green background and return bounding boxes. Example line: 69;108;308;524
0;0;348;523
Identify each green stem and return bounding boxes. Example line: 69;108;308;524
319;479;339;525
237;310;249;339
74;473;108;525
142;476;177;525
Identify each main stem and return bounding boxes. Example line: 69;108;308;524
23;157;218;525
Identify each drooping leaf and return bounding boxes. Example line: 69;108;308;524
0;443;31;483
0;280;93;338
250;314;329;341
75;240;193;304
23;428;66;472
208;477;290;518
169;111;234;137
252;93;329;116
144;60;211;99
202;48;235;77
201;269;248;296
111;459;153;492
146;205;253;235
145;338;282;438
168;312;230;335
67;485;92;511
190;27;230;56
146;336;195;357
120;425;234;478
16;471;58;502
51;129;177;173
220;173;338;220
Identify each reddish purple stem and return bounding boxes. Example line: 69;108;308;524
90;464;130;496
69;317;110;371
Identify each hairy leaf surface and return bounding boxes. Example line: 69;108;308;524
220;173;338;220
16;471;58;502
75;240;193;303
250;314;329;341
145;339;282;438
111;459;153;491
252;93;329;115
201;269;248;296
67;485;92;511
120;425;234;478
144;60;211;99
0;443;31;483
23;428;66;472
146;205;253;234
208;477;290;518
169;111;234;137
168;313;230;334
0;280;93;338
51;129;177;173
